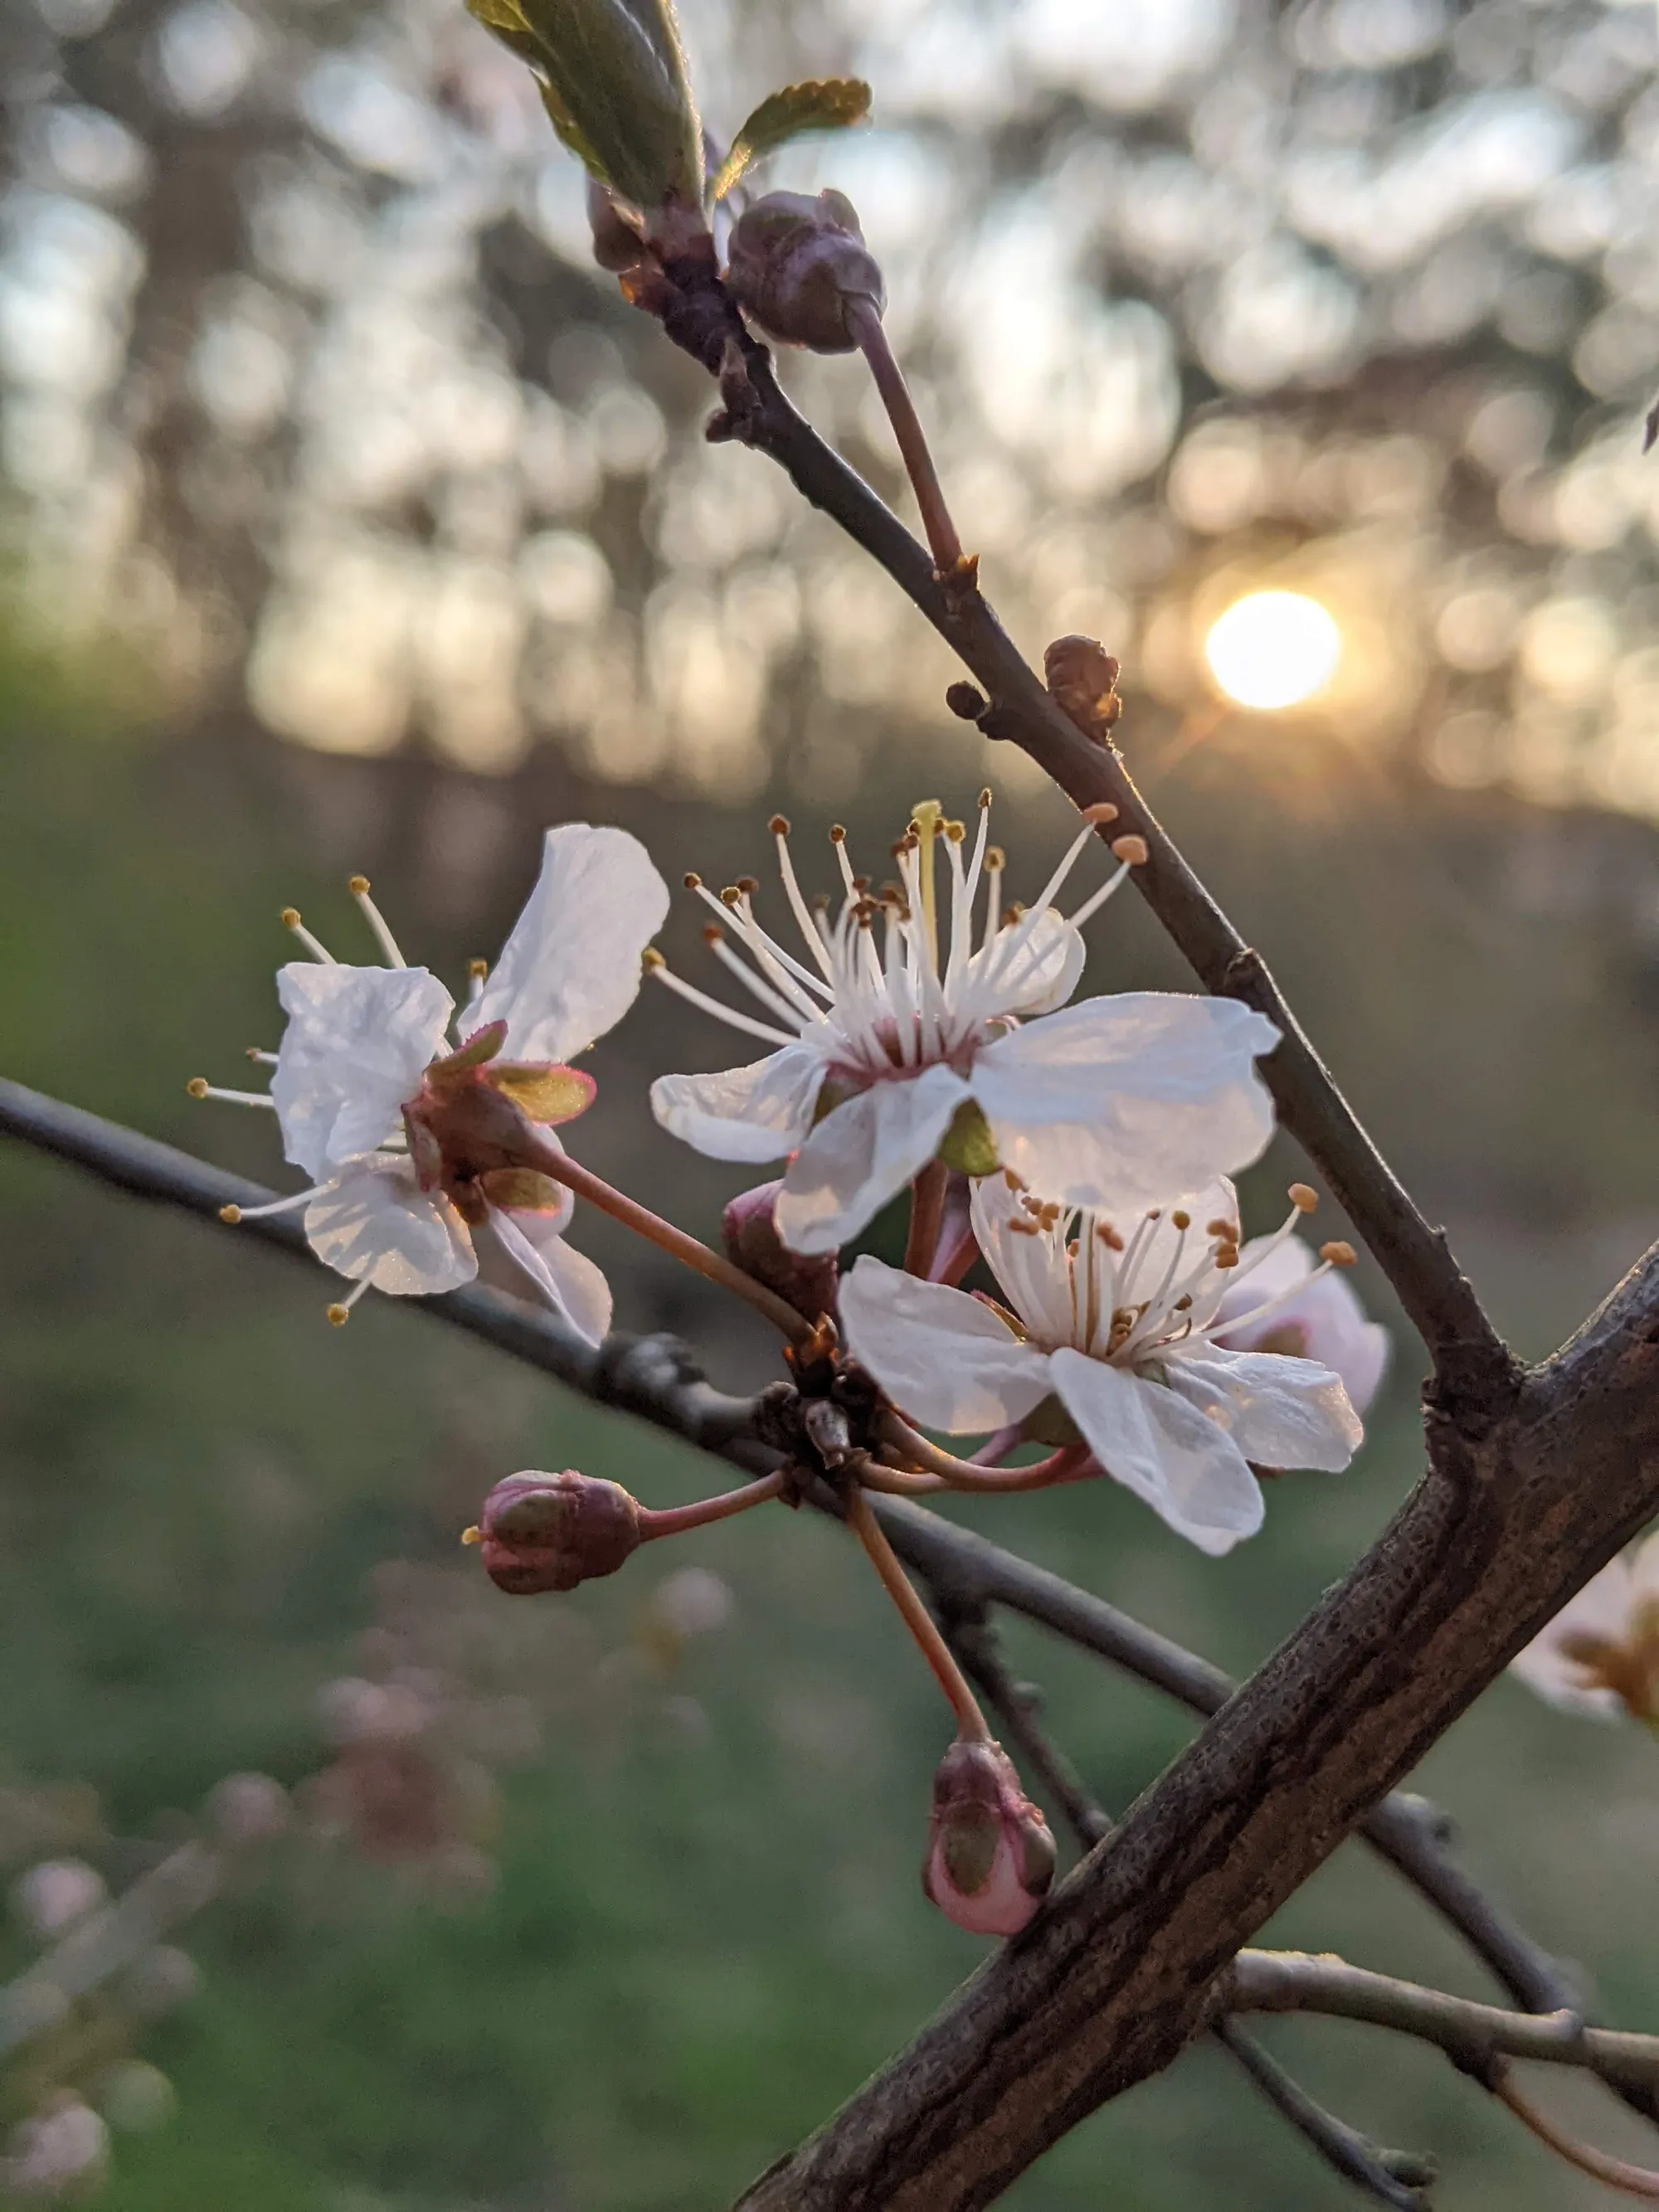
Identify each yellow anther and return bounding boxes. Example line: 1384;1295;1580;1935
720;886;742;907
280;907;302;929
702;923;724;944
1111;834;1150;866
986;846;1006;870
1206;1218;1238;1238
1096;1223;1124;1251
684;871;702;890
1214;1247;1241;1269
348;874;371;896
460;1524;482;1548
218;1203;241;1224
325;1303;351;1327
186;1077;209;1098
1082;801;1119;825
244;1046;263;1061
469;958;489;979
1289;1183;1318;1213
642;948;665;971
978;786;992;809
1320;1240;1358;1268
737;876;759;895
945;820;966;843
1170;1209;1191;1232
830;824;846;843
769;814;791;836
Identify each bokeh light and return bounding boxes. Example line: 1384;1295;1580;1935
1204;591;1343;711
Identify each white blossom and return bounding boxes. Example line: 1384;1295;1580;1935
1511;1535;1659;1723
840;1173;1363;1554
648;797;1279;1253
1212;1232;1389;1413
192;824;667;1340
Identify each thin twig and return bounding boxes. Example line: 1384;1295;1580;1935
696;309;1507;1383
1494;2075;1659;2201
0;1082;1621;2127
1229;1952;1659;2095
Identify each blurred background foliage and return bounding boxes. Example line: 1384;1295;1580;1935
8;0;1659;2204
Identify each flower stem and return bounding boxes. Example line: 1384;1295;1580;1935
882;1414;1092;1494
640;1470;787;1539
903;1159;948;1278
846;1485;989;1740
844;299;965;578
526;1140;812;1343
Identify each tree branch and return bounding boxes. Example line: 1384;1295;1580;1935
1230;1951;1659;2101
943;1609;1436;2211
733;1241;1659;2210
8;1080;1648;2200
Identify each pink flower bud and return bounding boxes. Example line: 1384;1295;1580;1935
725;189;885;354
922;1738;1056;1937
473;1471;642;1595
721;1179;839;1321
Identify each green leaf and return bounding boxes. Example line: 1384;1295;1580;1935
712;78;872;202
465;0;703;211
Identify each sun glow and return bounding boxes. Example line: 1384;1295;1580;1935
1204;591;1342;711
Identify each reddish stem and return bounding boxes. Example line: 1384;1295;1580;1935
846;1485;989;1740
883;1415;1092;1495
845;298;965;577
903;1160;949;1279
526;1139;811;1344
640;1471;787;1539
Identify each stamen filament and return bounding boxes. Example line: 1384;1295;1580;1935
348;876;406;967
645;958;798;1048
187;1081;276;1109
280;909;337;964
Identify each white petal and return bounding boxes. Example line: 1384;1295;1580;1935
775;1064;971;1255
1511;1557;1635;1720
304;1157;477;1295
471;824;670;1062
971;993;1278;1213
1631;1534;1659;1608
1166;1346;1361;1471
970;908;1084;1018
651;1045;826;1164
489;1209;613;1345
273;964;455;1179
1047;1347;1266;1555
839;1256;1054;1432
1214;1236;1390;1413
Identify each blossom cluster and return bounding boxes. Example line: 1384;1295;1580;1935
194;796;1394;1934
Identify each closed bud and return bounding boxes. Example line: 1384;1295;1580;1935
726;189;885;354
474;1471;642;1595
922;1738;1055;1937
721;1179;838;1321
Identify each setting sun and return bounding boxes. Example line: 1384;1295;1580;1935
1204;591;1342;711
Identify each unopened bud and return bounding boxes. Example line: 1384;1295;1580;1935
726;189;885;353
475;1471;642;1595
722;1180;838;1321
922;1738;1055;1937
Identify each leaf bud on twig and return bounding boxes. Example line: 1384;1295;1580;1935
469;1471;643;1595
725;189;885;354
922;1738;1056;1937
